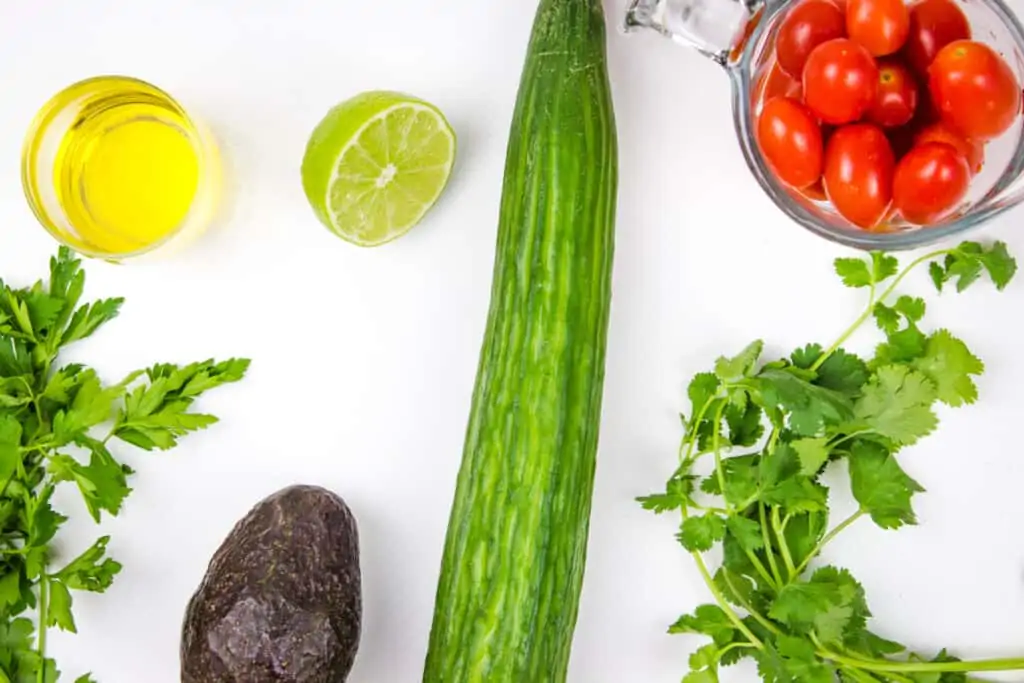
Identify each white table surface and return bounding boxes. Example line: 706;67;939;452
1;2;1024;682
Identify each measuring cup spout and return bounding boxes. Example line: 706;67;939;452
624;0;759;64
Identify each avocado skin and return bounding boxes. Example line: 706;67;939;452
180;485;362;683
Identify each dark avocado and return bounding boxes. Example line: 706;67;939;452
180;484;361;683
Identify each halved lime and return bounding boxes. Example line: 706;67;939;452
301;91;457;247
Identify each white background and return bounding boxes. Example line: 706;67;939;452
1;1;1023;682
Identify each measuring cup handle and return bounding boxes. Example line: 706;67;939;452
624;0;759;63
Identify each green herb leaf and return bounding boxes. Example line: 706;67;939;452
715;340;764;382
45;580;76;634
678;513;727;552
792;437;830;477
834;258;872;288
852;365;938;446
849;441;924;529
669;604;736;647
911;329;984;407
53;536;122;593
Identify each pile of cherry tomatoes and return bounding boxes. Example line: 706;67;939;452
755;0;1022;229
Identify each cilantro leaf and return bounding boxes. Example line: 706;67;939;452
678;513;727;552
725;515;764;553
756;368;853;436
725;400;764;447
792;437;830;476
849;441;924;529
715;340;764;382
669;604;736;647
638;475;695;514
853;365;938;446
701;454;760;507
873;302;901;335
768;566;868;645
911;329;984;407
931;241;1018;292
872;253;900;282
834;257;872;288
776;635;838;683
815;349;869;398
760;444;828;513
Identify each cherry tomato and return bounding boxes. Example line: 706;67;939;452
902;0;971;75
893;141;970;223
846;0;910;56
929;40;1022;140
914;120;984;174
755;59;803;108
775;0;847;78
803;38;880;124
867;59;919;126
823;123;895;227
799;179;828;201
757;96;825;188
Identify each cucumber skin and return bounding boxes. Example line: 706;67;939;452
423;0;618;681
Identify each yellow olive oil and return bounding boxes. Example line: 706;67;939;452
22;76;218;259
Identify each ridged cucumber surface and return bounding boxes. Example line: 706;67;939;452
423;0;618;680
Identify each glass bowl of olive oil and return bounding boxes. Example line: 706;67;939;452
21;75;221;261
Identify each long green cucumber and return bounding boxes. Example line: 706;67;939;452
423;0;618;680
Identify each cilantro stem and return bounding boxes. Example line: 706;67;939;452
711;402;730;512
824;651;1024;674
811;248;953;374
688;545;765;650
683;397;719;465
771;507;797;580
759;501;784;589
842;666;883;682
716;641;756;659
719;570;782;637
794;509;865;577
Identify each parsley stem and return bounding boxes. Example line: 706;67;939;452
771;506;797;580
682;396;718;465
794;509;865;577
36;573;48;683
759;502;785;588
716;642;756;659
842;666;883;682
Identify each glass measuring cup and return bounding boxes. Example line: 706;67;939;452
624;0;1024;250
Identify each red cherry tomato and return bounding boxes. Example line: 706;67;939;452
757;96;825;188
893;141;970;223
755;59;803;109
823;123;895;227
929;40;1022;140
914;120;984;174
775;0;847;79
902;0;971;75
846;0;911;56
867;59;919;126
803;38;880;124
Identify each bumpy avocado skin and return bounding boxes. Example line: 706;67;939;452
180;485;361;683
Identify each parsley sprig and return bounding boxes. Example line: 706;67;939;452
0;248;249;683
643;240;1022;682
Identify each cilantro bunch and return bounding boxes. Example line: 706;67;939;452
642;241;1022;682
0;248;249;682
